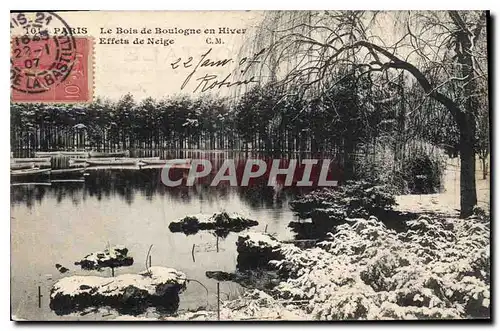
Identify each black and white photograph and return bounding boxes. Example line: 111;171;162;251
8;9;491;321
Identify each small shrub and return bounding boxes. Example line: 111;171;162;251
352;144;409;194
353;144;447;194
402;152;446;194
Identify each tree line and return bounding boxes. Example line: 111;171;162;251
11;66;468;181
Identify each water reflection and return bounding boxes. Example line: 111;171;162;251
11;168;314;211
11;150;337;210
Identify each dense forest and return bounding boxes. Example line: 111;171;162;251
10;72;469;164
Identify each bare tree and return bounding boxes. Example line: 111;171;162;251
245;10;488;217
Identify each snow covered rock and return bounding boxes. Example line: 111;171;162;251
74;245;133;271
49;267;187;315
236;232;284;270
169;212;258;237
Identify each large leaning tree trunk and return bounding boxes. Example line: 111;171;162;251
351;39;479;218
244;11;488;217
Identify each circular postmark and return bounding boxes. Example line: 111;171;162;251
10;12;77;94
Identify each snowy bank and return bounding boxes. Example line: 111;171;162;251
163;290;306;321
50;267;187;315
270;214;490;319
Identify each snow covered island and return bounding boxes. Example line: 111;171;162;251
168;212;258;237
74;245;134;273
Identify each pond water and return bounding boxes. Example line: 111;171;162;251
10;151;324;320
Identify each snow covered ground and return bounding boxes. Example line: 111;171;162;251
396;157;490;216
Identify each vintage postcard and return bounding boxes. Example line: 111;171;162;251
10;10;490;321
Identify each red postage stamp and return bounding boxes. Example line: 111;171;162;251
10;13;93;103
